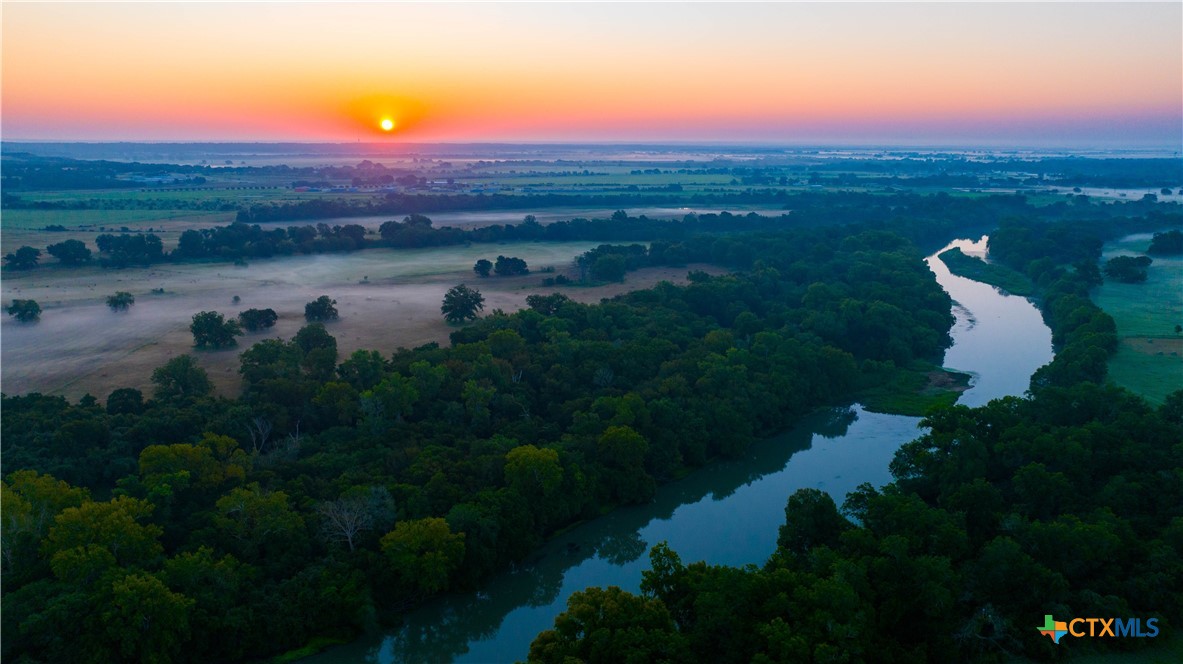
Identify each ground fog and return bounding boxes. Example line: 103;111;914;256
2;242;721;400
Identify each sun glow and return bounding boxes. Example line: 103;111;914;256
380;118;394;132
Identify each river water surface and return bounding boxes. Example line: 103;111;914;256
309;236;1053;663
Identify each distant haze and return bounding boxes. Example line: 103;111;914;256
3;3;1180;148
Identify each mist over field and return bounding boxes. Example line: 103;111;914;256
2;243;595;396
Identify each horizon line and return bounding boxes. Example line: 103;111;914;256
4;138;1180;153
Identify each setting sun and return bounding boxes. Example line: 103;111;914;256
380;118;394;132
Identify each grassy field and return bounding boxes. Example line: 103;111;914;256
856;361;972;416
1093;232;1183;404
2;210;238;254
1;240;721;401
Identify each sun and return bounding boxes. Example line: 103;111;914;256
380;118;395;132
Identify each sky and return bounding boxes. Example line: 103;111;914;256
2;2;1181;148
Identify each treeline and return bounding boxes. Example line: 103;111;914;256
2;224;958;662
526;214;1183;663
0;154;214;191
14;191;1178;270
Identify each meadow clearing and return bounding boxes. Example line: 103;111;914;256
1;241;722;400
1093;232;1183;404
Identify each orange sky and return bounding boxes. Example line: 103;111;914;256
3;3;1180;146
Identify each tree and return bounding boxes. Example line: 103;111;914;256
212;484;307;572
238;308;278;331
505;445;563;498
44;496;164;580
304;295;339;322
777;488;850;556
380;517;465;595
1103;255;1152;283
1148;229;1183;256
7;299;41;322
190;311;242;348
474;259;493;277
528;586;689;663
337;349;387;391
526;293;571;315
106;291;135;312
46;239;92;265
494;255;529;276
294;323;339;380
151;355;212;401
3;246;41;270
441;284;484;323
106;388;145;415
316;487;395;552
98;572;194;663
591;254;627;282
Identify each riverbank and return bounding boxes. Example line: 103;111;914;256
938;246;1035;296
302;237;1054;663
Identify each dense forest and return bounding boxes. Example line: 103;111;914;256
3;218;963;661
3;194;1180;662
526;215;1183;662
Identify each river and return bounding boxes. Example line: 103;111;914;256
307;236;1054;663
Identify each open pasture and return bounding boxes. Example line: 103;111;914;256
1;242;721;400
1;209;237;253
1093;232;1183;404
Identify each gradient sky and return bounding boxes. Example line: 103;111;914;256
3;2;1181;147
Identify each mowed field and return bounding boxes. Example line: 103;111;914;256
1;241;723;400
1093;232;1183;404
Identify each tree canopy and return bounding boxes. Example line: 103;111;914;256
6;299;41;322
107;291;135;312
304;296;339;322
441;284;485;323
190;311;242;349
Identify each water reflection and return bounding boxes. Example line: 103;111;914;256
309;238;1054;663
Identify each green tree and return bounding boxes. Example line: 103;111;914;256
360;373;419;426
97;572;194;663
528;586;689;663
598;426;654;504
494;255;530;276
304;295;339;322
505;445;563;497
190;311;242;348
3;245;41;270
150;355;213;401
106;291;135;312
238;307;278;331
46;239;92;265
380;517;465;595
474;258;493;277
338;349;388;391
212;484;307;572
6;299;41;322
44;496;164;582
295;323;339;381
1;471;89;582
441;284;485;323
592;254;627;282
777;488;850;556
1103;255;1153;283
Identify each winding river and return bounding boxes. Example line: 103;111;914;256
309;236;1054;663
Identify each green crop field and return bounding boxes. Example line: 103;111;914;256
1093;232;1183;404
1;209;226;230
